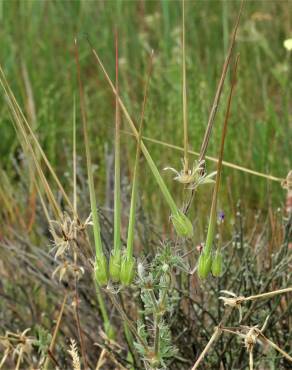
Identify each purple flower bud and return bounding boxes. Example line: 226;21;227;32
218;211;225;223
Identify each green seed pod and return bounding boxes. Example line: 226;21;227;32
104;321;116;340
109;249;121;282
197;252;212;279
211;250;223;277
120;254;136;286
95;254;108;286
171;210;193;237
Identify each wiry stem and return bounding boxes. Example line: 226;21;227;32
192;327;222;370
126;50;154;259
249;350;253;370
243;287;292;302
121;131;284;183
184;0;244;215
0;64;75;216
114;30;121;256
199;0;244;162
107;291;148;350
43;293;67;370
191;308;233;369
204;55;239;257
88;39;179;217
74;39;103;258
258;333;292;362
182;0;188;173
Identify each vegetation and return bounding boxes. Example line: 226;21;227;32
0;1;291;369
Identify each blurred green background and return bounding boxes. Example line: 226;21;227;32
0;0;291;231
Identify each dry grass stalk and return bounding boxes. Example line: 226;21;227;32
43;293;67;370
221;317;292;369
121;131;284;183
192;287;292;369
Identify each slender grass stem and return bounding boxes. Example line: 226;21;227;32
126;51;153;259
182;0;188;173
121;131;284;183
0;64;75;216
204;55;239;257
74;39;103;258
114;31;121;256
73;95;77;223
107;291;148;350
43;293;67;370
95;285;114;339
199;0;244;162
88;42;179;217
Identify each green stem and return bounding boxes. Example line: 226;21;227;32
127;51;153;259
114;31;121;255
204;55;239;256
182;0;189;173
95;285;114;338
75;40;104;258
90;46;179;216
154;315;161;358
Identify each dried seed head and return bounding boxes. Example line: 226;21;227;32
95;255;108;286
211;250;223;277
219;290;245;322
109;249;121;283
244;327;258;353
120;254;136;286
171;210;193;237
197;252;212;279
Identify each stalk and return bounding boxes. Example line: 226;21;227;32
88;41;193;237
199;55;239;278
109;31;122;282
73;95;77;221
182;0;188;173
205;55;239;256
114;32;121;256
75;39;108;286
121;51;153;286
95;285;115;339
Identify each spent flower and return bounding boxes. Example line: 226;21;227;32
165;159;216;190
